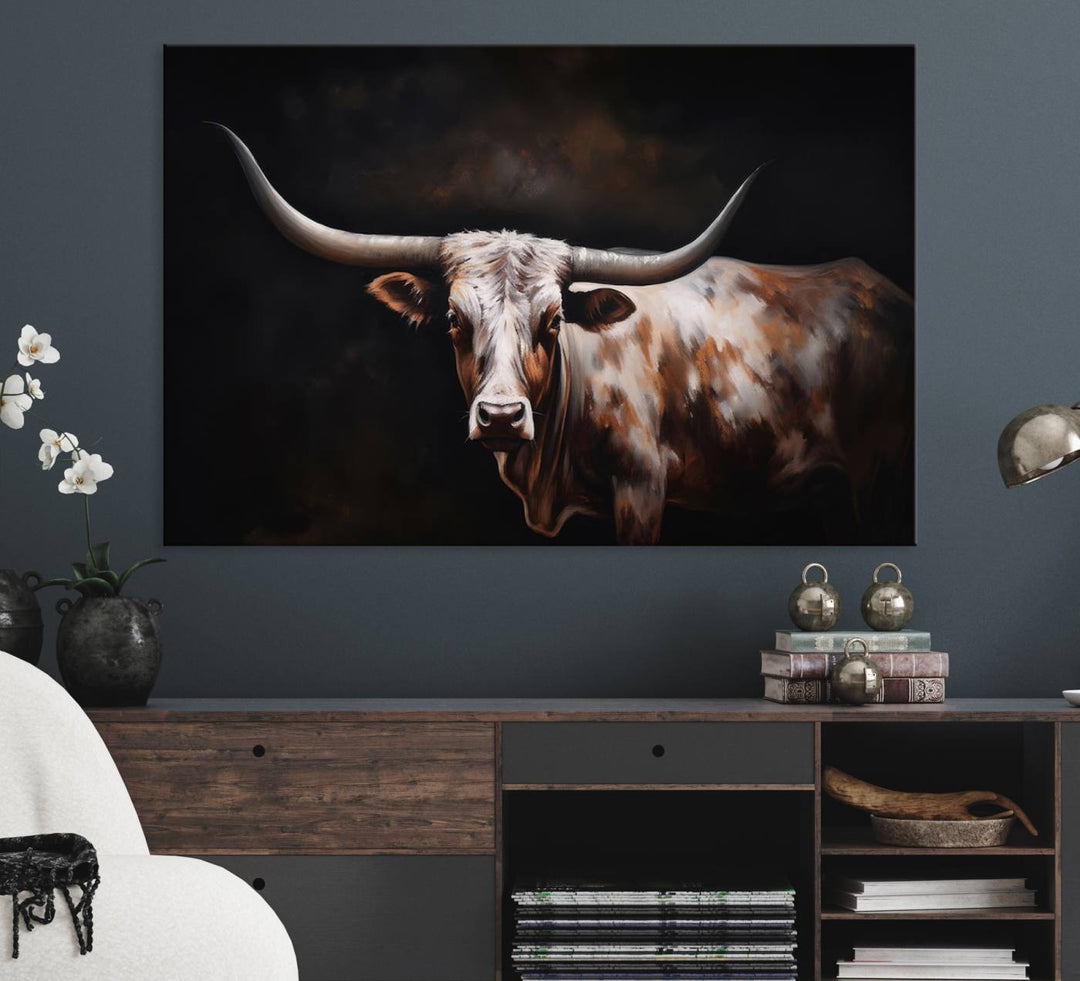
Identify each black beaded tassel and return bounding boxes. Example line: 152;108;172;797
0;834;100;959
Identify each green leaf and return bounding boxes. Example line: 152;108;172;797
32;577;76;591
117;557;166;594
97;569;120;590
73;576;117;598
71;562;89;580
87;541;111;575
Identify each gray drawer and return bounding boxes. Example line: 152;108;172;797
501;722;813;786
205;855;494;981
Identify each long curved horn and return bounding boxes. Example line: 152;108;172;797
568;164;765;285
210;124;444;268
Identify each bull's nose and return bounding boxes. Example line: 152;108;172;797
477;401;528;437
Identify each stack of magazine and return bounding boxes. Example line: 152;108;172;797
510;875;797;980
836;945;1029;979
824;874;1036;912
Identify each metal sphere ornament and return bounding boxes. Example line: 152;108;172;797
861;562;914;631
787;563;841;632
830;638;884;705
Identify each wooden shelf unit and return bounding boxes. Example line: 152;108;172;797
88;699;1080;981
820;907;1056;921
816;717;1061;979
821;826;1055;856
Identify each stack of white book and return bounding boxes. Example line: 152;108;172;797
825;874;1036;912
837;945;1029;979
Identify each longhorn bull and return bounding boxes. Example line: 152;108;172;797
214;126;913;544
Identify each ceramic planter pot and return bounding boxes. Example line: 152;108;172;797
56;596;163;707
0;569;44;666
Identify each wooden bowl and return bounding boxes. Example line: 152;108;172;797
870;813;1016;848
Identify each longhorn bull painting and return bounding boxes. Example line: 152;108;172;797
164;46;914;545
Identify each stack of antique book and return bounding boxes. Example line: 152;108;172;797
510;875;798;979
761;629;948;704
835;945;1030;979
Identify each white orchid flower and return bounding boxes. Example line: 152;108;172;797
58;450;114;495
38;429;79;470
24;373;43;400
17;325;60;367
0;374;33;430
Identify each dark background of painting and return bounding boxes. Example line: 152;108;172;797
164;45;914;545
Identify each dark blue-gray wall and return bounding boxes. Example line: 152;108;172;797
3;0;1079;698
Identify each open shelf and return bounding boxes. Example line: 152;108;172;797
821;906;1055;920
821;826;1054;856
501;788;814;980
496;719;1066;981
817;720;1059;981
820;916;1056;980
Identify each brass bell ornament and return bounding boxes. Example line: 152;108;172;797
861;562;914;631
831;638;884;705
788;562;841;631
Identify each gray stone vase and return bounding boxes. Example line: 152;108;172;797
56;596;163;707
0;569;44;666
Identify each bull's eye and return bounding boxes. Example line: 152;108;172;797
447;310;464;345
547;313;563;336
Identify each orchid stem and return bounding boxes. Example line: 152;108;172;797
84;494;93;556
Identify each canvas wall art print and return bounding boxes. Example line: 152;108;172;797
164;46;914;545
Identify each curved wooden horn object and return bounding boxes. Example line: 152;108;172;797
823;766;1038;837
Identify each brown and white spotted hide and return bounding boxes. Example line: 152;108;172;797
367;232;913;544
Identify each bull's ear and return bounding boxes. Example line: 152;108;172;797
367;272;440;326
562;288;636;330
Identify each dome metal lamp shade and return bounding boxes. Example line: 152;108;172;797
997;403;1080;487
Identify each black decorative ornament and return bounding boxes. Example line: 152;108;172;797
0;570;44;666
0;834;100;959
55;596;163;707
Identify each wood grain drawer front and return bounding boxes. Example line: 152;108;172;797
206;855;495;981
501;722;814;786
94;722;495;854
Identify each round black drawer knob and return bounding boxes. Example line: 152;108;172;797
252;877;266;891
651;744;666;758
252;744;267;758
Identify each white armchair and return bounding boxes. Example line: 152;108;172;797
0;650;298;980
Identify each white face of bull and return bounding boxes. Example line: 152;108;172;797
366;231;637;451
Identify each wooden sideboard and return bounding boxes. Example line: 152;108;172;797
88;699;1080;981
